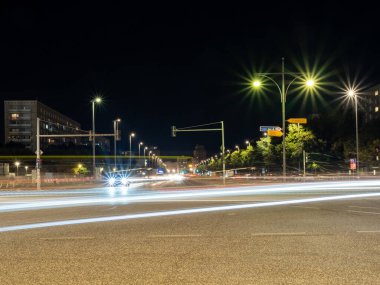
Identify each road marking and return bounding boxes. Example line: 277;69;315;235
251;232;306;236
291;206;320;209
148;234;202;238
349;206;380;210
2;191;380;233
40;236;95;241
357;230;380;233
347;210;380;215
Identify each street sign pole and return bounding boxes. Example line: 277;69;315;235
282;58;286;179
303;150;306;178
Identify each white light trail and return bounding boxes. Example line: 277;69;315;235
1;191;380;233
1;180;380;212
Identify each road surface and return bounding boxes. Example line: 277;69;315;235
0;179;380;284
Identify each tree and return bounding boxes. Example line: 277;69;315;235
285;124;316;159
230;150;241;168
256;137;275;164
240;145;254;166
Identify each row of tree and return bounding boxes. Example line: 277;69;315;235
197;123;380;174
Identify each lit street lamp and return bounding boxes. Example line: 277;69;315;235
91;96;102;176
252;58;315;177
144;147;148;167
24;165;28;175
113;118;121;170
235;145;240;152
347;89;360;174
138;142;144;160
15;161;20;176
245;140;250;147
129;132;135;169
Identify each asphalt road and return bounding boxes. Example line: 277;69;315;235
1;179;380;284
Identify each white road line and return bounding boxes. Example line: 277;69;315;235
349;206;380;210
251;232;306;236
145;199;263;202
40;236;95;240
291;206;320;209
148;234;202;238
347;210;380;215
357;230;380;233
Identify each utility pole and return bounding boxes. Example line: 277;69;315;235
36;117;41;190
221;121;225;182
172;121;226;183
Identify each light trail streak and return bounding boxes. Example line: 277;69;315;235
1;180;380;212
1;191;380;232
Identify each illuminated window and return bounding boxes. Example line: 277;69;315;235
10;113;19;120
376;90;379;96
376;107;379;112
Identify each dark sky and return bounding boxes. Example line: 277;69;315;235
1;2;379;155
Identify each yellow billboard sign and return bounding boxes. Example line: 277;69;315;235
267;130;283;137
287;118;307;124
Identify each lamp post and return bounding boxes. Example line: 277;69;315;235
24;165;28;175
347;89;360;175
91;97;102;177
138;142;144;160
144;147;148;167
235;145;240;152
252;58;315;178
129;132;135;169
113;118;121;170
15;161;20;176
245;140;250;147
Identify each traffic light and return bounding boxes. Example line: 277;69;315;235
171;126;176;137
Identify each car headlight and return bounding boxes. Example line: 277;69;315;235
121;177;128;185
108;177;116;186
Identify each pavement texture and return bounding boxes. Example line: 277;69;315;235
0;179;380;284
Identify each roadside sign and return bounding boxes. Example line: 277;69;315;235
267;130;283;137
287;118;307;124
260;126;281;132
349;158;357;170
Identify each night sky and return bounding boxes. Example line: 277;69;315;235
1;3;379;155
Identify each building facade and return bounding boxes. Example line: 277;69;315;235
192;144;207;164
4;100;81;151
363;85;380;124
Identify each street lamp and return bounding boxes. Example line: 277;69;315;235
235;145;240;152
91;96;102;177
148;150;152;166
24;165;28;175
129;132;135;169
347;89;360;175
15;161;20;176
113;118;121;170
144;147;148;167
252;58;315;178
138;142;144;160
245;140;250;147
